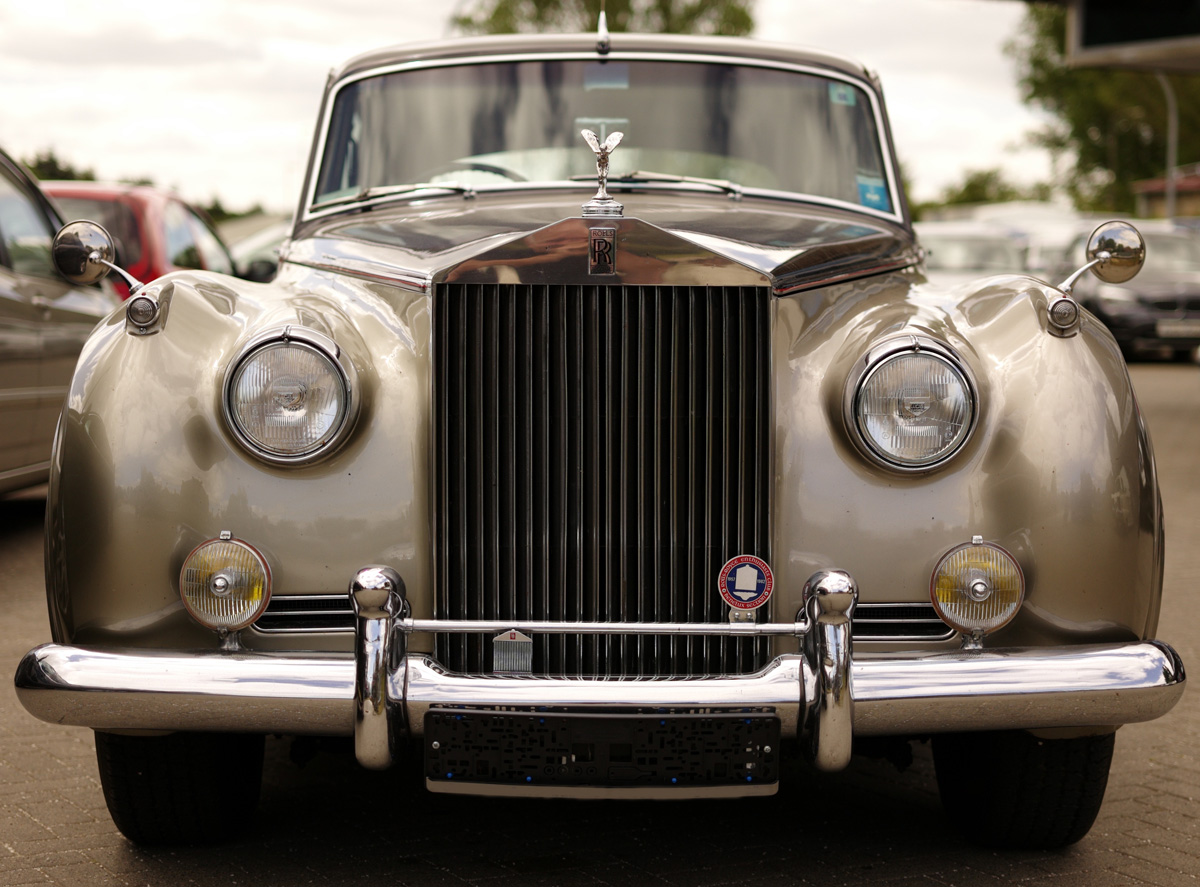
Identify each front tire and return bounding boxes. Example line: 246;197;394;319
95;730;264;845
932;730;1114;849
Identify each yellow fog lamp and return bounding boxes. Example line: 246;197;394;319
180;533;272;631
930;537;1024;637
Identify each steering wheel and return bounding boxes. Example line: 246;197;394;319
420;161;528;182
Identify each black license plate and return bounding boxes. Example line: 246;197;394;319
425;709;780;790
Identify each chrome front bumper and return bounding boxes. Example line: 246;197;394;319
15;568;1186;782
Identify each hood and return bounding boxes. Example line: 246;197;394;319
287;190;917;294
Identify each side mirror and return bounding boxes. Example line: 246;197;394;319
52;220;116;285
1058;221;1145;295
1085;220;1145;284
52;220;143;294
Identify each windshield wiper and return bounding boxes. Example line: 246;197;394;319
569;170;744;199
312;182;477;211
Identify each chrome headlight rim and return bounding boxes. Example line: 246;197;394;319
844;335;978;473
222;325;357;465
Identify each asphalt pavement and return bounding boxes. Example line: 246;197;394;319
1;364;1197;886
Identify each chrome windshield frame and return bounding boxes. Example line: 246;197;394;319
301;50;905;226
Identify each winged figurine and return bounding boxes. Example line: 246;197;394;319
581;128;623;202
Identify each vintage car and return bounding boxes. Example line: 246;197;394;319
41;181;238;299
14;28;1186;850
0;148;119;495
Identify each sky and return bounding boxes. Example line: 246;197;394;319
0;0;1055;215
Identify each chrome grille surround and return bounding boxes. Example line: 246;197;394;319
434;282;772;677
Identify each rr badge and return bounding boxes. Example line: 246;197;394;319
589;227;616;275
718;555;774;610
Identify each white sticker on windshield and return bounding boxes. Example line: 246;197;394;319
585;62;630;90
829;82;858;107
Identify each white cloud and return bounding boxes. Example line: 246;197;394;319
0;0;1051;210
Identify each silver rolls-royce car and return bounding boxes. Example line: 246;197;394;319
15;28;1185;849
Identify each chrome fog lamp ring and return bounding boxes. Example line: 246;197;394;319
930;537;1025;637
223;325;357;464
844;336;978;472
180;534;272;632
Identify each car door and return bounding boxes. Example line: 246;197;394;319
0;162;55;489
0;158;118;493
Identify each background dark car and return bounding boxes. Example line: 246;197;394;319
0;150;119;494
1065;223;1200;360
42;181;236;299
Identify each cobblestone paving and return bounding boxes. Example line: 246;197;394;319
0;364;1196;886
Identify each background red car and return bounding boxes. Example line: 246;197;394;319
42;181;236;299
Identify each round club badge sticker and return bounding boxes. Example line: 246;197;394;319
718;554;774;610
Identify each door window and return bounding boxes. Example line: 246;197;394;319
0;172;55;278
164;200;202;269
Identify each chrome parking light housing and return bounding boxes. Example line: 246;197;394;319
930;536;1025;637
179;532;272;631
223;325;357;464
845;336;978;471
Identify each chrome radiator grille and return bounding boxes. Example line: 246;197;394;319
434;282;771;677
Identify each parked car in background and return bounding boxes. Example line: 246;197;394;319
16;30;1185;852
914;220;1029;288
0;149;118;495
42;181;236;299
228;218;290;283
1062;222;1200;360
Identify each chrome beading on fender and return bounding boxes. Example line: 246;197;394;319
802;570;858;771
350;566;407;770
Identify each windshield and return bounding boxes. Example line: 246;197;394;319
313;57;894;214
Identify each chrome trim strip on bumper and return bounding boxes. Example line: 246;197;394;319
15;639;1184;741
424;780;779;799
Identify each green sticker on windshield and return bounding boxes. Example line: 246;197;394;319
829;82;858;107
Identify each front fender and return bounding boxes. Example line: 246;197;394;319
772;273;1161;649
46;268;433;652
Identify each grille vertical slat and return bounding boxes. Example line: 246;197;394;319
435;283;770;677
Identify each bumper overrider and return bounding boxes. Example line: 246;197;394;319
15;567;1186;799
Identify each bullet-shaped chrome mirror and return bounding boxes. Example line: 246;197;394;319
1058;220;1145;295
1086;220;1145;285
52;220;142;294
52;220;116;285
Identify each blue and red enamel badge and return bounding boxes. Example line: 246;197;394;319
718;554;774;610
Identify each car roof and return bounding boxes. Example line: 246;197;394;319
41;180;167;198
333;32;873;84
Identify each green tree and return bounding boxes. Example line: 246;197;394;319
940;168;1024;206
22;149;95;182
1006;3;1200;213
452;0;754;36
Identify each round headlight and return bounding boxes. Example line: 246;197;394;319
180;535;271;631
849;340;975;469
226;329;353;462
930;539;1024;636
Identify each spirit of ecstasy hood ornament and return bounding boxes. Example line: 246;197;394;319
581;128;624;218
